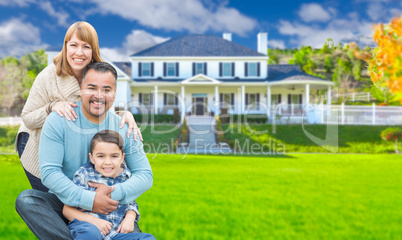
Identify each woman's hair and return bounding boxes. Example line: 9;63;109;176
53;21;103;77
90;130;124;154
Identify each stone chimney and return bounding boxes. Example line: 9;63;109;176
223;33;232;41
257;32;268;55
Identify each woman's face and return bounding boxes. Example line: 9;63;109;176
66;32;93;78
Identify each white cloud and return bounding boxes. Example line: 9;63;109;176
101;30;169;61
298;3;331;22
268;39;285;49
0;18;44;58
277;17;375;48
87;0;257;36
38;1;69;27
0;0;34;7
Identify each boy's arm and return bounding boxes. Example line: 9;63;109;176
63;205;112;236
110;136;153;204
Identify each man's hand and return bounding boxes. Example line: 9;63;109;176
89;182;119;214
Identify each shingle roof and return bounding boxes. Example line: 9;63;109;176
113;62;132;77
131;35;266;57
268;64;330;82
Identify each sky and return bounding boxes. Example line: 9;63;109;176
0;0;401;61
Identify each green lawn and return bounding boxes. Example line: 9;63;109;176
2;153;402;239
224;124;397;153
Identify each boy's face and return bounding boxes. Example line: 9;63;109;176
89;141;125;178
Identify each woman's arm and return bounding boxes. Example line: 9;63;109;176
21;69;52;129
63;205;112;236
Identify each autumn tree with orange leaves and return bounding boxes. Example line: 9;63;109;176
368;17;402;102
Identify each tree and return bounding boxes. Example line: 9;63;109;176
368;17;402;102
381;127;402;153
0;49;47;115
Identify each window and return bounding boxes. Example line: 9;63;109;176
246;93;260;110
271;94;281;105
248;63;257;76
139;93;153;106
223;63;232;77
164;62;179;77
220;93;234;107
195;63;204;75
167;63;175;76
139;62;153;77
164;93;177;106
245;62;260;77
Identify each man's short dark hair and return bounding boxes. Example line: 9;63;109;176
82;62;118;85
90;130;124;154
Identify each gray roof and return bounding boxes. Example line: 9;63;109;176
113;62;132;77
131;35;266;57
267;64;330;82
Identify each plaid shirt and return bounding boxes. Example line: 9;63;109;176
72;162;140;240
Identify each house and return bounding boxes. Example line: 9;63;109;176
46;33;334;122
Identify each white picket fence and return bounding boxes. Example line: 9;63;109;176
0;117;23;126
307;103;402;125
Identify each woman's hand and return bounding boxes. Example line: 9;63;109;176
52;101;78;121
117;111;143;141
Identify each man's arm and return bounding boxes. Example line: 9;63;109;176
110;131;153;204
39;113;96;210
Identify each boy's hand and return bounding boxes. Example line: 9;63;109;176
91;217;112;236
117;211;137;233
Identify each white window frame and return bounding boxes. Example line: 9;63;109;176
195;63;204;75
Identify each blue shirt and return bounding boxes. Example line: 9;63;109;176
39;101;153;211
73;162;140;240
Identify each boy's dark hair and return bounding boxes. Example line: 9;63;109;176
82;62;118;85
90;130;124;154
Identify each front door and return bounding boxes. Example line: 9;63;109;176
195;97;204;115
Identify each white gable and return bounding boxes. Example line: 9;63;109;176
181;74;221;85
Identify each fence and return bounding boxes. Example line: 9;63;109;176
0;117;23;126
308;103;402;125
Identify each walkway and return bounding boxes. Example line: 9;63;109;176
177;116;232;154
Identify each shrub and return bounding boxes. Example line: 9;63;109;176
381;127;402;153
225;114;268;124
132;114;175;124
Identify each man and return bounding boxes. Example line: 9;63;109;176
15;62;153;240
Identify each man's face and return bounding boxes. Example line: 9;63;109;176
80;69;116;123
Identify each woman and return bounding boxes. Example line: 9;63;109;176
16;21;142;192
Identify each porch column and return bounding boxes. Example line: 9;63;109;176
215;86;219;116
267;85;271;118
181;86;185;123
327;86;332;106
241;85;245;114
305;84;310;110
154;86;158;115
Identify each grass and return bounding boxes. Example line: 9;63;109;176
224;124;397;153
2;153;402;239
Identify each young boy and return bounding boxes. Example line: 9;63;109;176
63;130;155;240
